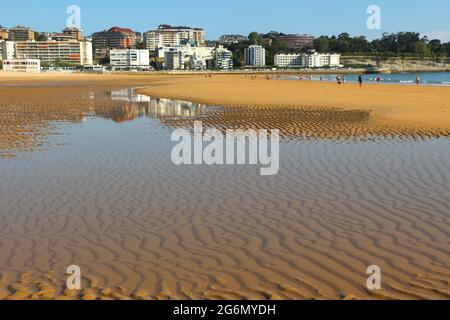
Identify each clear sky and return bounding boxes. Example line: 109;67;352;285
1;0;450;41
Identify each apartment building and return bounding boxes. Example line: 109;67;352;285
214;46;233;70
274;52;341;68
245;45;266;67
160;45;215;70
8;26;35;41
144;25;205;50
92;27;136;49
0;40;16;60
9;41;93;65
2;59;40;72
110;49;150;70
164;50;184;70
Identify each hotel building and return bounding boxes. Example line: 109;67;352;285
245;45;266;67
144;25;205;51
8;26;35;41
110;49;150;70
2;59;40;72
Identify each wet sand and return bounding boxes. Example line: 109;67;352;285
0;73;449;300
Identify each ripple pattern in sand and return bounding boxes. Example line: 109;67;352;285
1;114;449;300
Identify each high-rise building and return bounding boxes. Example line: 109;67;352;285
8;26;35;41
214;46;233;70
245;45;266;67
110;49;150;70
144;25;205;50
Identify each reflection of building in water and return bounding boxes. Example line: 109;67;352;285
106;88;205;123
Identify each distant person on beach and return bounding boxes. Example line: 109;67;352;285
336;75;342;85
416;76;420;85
358;74;363;87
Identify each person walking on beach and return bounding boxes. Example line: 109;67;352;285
358;74;363;87
336;75;342;85
416;76;420;85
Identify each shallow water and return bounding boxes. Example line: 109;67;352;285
283;71;450;86
0;87;449;300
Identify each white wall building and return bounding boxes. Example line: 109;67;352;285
144;25;205;51
6;40;93;65
110;49;150;69
158;44;215;70
214;46;233;70
245;45;266;67
2;59;41;72
164;50;184;70
274;52;341;68
274;54;303;68
1;40;16;60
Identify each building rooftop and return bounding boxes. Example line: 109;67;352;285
10;25;33;31
107;27;135;34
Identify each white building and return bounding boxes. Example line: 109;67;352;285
1;40;16;60
303;52;341;68
214;46;233;70
144;25;205;51
164;50;184;70
274;52;341;68
110;49;150;70
245;45;266;67
158;44;215;70
2;59;41;72
5;40;93;66
274;54;303;68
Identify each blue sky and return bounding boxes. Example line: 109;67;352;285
1;0;450;41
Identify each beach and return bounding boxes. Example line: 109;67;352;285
0;73;449;300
